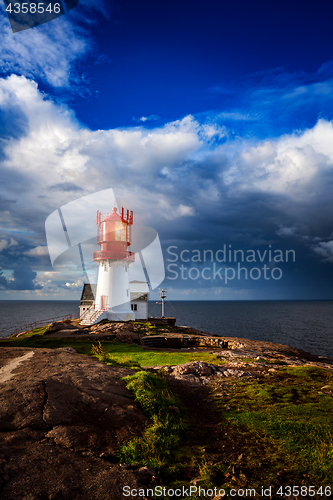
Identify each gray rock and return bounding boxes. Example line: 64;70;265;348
0;347;149;500
173;361;212;377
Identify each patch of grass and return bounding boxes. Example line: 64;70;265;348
85;338;225;367
4;325;50;340
131;321;160;335
30;325;50;335
91;341;141;368
8;335;225;367
117;371;185;468
218;365;333;483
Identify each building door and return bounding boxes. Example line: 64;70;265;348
101;295;107;310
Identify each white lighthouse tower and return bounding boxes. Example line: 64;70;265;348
87;206;135;323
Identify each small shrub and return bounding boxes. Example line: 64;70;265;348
91;341;109;362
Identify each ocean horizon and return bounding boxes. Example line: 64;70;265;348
0;299;332;359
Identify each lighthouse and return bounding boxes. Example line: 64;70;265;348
91;206;136;322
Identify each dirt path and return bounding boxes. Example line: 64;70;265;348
0;350;34;383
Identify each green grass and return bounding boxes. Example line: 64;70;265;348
3;335;226;367
91;342;223;366
5;325;50;339
218;365;333;483
91;342;225;367
117;370;185;468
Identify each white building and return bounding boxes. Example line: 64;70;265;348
130;280;149;320
80;280;148;323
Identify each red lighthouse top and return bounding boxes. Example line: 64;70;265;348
93;206;134;262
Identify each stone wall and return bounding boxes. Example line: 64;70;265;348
163;335;245;350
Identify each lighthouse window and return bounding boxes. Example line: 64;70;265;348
115;221;126;241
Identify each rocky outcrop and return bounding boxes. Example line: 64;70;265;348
43;321;141;343
44;321;81;334
144;346;333;387
0;347;149;500
144;361;253;386
90;322;140;343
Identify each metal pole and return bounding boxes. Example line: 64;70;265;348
159;289;167;318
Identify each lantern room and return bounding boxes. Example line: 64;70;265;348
93;207;134;262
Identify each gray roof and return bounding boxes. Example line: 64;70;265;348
80;283;96;305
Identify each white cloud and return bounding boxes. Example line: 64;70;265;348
276;226;298;237
134;115;160;123
0;238;18;251
2;75;333;287
157;197;195;220
224;119;333;199
65;279;83;288
24;246;49;257
312;241;333;262
0;78;205;223
0;6;89;87
0;239;8;252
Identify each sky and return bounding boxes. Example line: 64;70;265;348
1;0;333;300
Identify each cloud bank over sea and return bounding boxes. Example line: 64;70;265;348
0;2;333;299
0;73;333;298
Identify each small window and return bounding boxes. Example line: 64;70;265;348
131;304;137;311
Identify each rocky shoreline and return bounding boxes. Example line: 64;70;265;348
1;320;333;499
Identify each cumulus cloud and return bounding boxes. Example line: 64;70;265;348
0;76;205;226
223;119;333;223
0;264;42;290
1;75;333;240
24;246;50;257
0;238;18;251
1;75;333;296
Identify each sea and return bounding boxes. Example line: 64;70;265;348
0;300;333;359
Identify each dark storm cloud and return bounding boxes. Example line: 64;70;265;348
49;182;83;192
0;264;42;290
0;196;17;211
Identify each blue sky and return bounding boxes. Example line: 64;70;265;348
1;0;333;300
